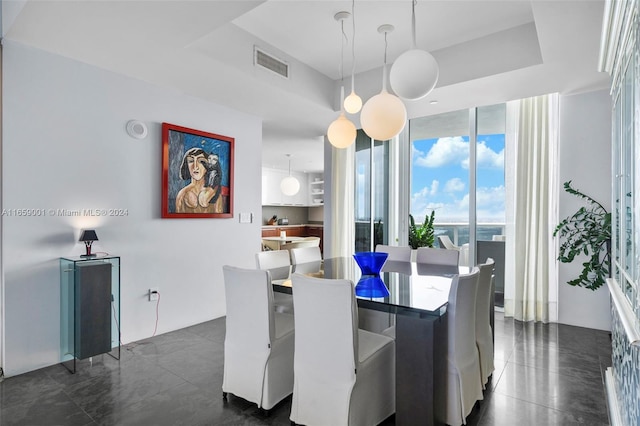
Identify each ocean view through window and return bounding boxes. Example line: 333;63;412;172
409;105;506;305
409;105;506;247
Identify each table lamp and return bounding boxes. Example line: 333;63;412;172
79;230;98;257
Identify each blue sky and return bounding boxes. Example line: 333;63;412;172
411;134;505;223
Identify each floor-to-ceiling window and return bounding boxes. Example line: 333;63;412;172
476;104;506;306
409;104;506;304
409;109;471;249
355;129;390;252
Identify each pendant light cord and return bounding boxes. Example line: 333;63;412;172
350;0;357;91
412;0;417;49
340;19;347;83
384;31;388;66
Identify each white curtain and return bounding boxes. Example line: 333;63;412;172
327;141;355;259
505;93;559;323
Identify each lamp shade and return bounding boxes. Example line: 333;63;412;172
79;230;98;242
390;49;439;100
280;175;300;196
360;90;407;140
328;113;357;148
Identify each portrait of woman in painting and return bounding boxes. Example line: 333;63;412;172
162;122;233;218
175;147;226;214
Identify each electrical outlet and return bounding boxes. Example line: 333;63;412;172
148;287;159;302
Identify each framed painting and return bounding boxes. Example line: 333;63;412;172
162;122;234;218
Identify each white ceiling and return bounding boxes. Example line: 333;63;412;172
2;0;611;173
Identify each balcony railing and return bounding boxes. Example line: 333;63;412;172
355;220;506;251
434;222;506;247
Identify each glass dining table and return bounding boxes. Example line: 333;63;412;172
272;256;467;426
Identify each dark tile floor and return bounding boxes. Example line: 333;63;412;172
0;312;612;426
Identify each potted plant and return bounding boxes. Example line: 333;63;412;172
553;180;611;291
409;210;436;249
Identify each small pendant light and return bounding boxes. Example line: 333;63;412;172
327;11;357;149
280;154;300;196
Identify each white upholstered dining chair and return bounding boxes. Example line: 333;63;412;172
290;246;322;274
255;250;291;281
222;265;295;413
289;273;395;426
446;267;484;426
375;244;412;262
476;258;495;388
416;246;460;267
255;250;294;313
437;235;469;266
280;238;320;252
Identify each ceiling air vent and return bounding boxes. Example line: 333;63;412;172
254;47;289;79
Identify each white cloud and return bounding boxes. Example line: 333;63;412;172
444;177;465;192
415;136;468;168
476;185;506;221
429;180;439;195
477;141;504;168
411;180;440;215
414;136;503;169
411;185;506;223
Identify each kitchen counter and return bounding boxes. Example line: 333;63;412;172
262;223;323;228
262;224;324;253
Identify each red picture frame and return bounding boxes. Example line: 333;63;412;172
161;122;234;219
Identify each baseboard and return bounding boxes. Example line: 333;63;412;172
605;367;623;426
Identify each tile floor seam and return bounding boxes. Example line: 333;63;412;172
58;386;99;426
501;357;608;382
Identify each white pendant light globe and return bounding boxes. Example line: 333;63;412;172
361;89;407;140
344;90;362;114
390;48;439;100
361;24;407;141
280;176;300;196
328;112;357;148
280;154;300;196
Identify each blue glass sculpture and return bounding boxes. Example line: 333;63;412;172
353;252;390;297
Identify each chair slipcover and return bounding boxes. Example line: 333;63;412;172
446;268;484;426
437;236;469;266
416;246;460;267
476;258;495;387
255;250;294;313
256;250;291;281
290;246;323;274
374;244;412;262
290;273;395;426
300;236;321;246
281;239;320;252
222;265;294;410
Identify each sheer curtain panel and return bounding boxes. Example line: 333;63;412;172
327;143;355;259
506;93;559;323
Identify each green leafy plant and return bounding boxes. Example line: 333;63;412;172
409;211;436;249
553;180;611;291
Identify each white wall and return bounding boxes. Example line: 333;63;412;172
2;40;262;376
557;89;611;331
